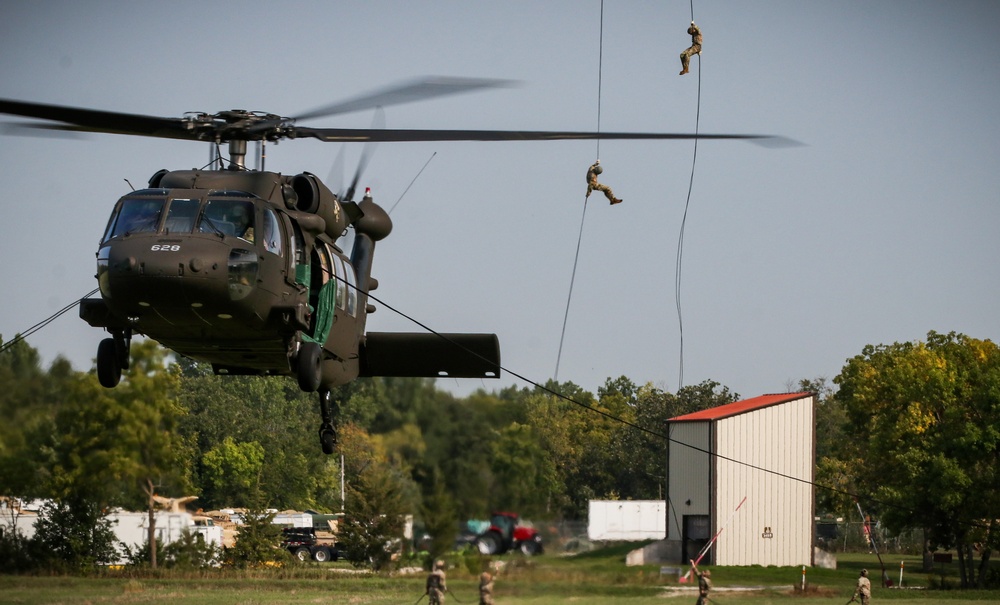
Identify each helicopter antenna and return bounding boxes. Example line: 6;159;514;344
124;178;135;191
388;152;437;215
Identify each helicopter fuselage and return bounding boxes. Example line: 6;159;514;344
79;168;502;400
81;169;368;387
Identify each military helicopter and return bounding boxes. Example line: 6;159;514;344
0;77;784;454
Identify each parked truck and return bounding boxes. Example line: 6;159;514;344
280;513;343;562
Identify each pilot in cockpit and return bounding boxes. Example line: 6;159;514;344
229;204;255;243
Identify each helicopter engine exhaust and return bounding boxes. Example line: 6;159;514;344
291;172;347;240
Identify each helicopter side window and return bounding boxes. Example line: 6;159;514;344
333;256;347;310
341;257;357;317
261;208;283;256
199;199;255;242
105;197;165;241
163;199;200;234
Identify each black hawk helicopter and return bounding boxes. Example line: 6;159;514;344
0;77;785;454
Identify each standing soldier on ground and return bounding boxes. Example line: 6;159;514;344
586;160;622;205
426;560;447;605
690;559;712;605
696;568;712;605
479;569;495;605
679;21;702;75
851;568;872;605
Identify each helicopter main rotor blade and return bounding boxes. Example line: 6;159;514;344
293;76;516;122
0;98;195;140
344;107;386;201
292;127;799;147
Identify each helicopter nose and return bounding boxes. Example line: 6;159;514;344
103;239;251;317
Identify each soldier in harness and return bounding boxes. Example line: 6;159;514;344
426;559;447;605
586;160;622;205
679;21;702;75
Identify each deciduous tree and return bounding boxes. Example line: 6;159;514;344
835;331;1000;588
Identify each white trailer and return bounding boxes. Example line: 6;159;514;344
1;501;222;565
588;500;666;541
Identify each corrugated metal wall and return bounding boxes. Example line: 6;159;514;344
713;395;814;566
667;422;711;540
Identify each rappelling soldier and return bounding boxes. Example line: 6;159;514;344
426;559;447;605
679;21;702;75
586;160;622;205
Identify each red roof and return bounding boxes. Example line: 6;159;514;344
669;392;813;423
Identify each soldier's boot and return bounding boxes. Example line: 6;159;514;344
610;197;622;205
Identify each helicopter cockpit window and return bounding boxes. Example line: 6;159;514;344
163;199;200;234
199;199;255;242
105;197;165;241
261;208;283;256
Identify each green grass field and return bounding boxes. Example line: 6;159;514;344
0;547;995;605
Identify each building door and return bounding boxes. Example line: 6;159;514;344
682;514;711;564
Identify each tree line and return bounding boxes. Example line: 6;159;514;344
0;331;997;586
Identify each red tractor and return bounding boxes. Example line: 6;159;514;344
473;512;543;555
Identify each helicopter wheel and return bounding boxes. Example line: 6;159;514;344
319;423;337;455
297;341;322;392
96;338;122;388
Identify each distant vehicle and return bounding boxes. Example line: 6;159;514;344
474;512;543;556
281;527;340;562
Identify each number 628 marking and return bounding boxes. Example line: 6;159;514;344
150;244;181;252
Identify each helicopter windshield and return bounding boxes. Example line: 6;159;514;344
199;199;255;242
104;197;165;241
163;198;200;234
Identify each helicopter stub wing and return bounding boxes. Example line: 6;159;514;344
359;332;500;379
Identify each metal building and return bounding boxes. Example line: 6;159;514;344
667;392;815;566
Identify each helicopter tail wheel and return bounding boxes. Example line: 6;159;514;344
297;341;322;392
96;338;122;388
319;423;337;455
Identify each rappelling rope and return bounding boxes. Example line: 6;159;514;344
555;0;605;381
675;1;700;389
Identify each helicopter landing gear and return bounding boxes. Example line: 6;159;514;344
318;388;340;455
96;329;131;388
297;341;322;392
97;339;120;388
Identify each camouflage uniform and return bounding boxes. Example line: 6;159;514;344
853;569;871;605
586;161;622;205
680;22;702;75
695;569;712;605
426;561;447;605
478;571;495;605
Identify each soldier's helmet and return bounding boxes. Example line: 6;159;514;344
435;560;446;570
703;570;711;577
860;569;868;577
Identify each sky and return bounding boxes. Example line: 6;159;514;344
1;1;998;401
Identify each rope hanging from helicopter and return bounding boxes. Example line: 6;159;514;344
675;0;701;389
0;289;99;355
554;0;605;382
